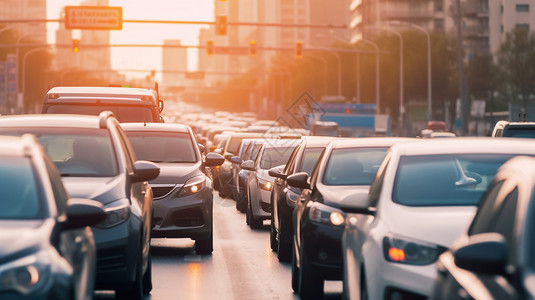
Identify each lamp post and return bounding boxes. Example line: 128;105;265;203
389;21;432;121
22;47;46;113
306;53;329;97
355;38;380;113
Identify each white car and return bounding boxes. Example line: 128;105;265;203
341;137;535;300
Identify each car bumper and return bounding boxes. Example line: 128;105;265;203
252;189;271;219
92;220;140;290
301;221;344;280
367;256;435;300
151;187;213;240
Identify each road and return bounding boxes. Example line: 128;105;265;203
96;193;342;299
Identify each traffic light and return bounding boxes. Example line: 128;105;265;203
215;15;227;35
207;40;214;55
250;40;256;56
296;41;303;57
72;39;80;53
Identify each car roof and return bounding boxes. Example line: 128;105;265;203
301;136;340;147
330;137;416;149
261;139;300;148
392;137;535;155
47;86;156;97
120;122;189;133
0;114;100;129
0;135;30;156
504;122;535;128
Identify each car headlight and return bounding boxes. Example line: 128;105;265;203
257;178;273;191
95;199;130;229
382;234;447;265
309;202;346;227
0;250;52;295
179;175;206;197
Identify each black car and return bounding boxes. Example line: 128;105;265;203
268;136;335;262
0;134;105;300
432;155;535;300
121;123;224;254
287;137;413;299
0;112;160;300
231;138;266;212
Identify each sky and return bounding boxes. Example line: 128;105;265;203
46;0;214;79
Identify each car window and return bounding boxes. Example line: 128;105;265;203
251;143;263;161
503;127;535;138
43;153;68;216
126;131;198;163
45;105;157;122
469;180;506;235
393;154;517;207
0;157;42;219
259;147;294;170
283;144;301;175
309;149;326;190
322;147;388;186
297;147;326;176
368;152;391;208
492;187;518;251
243;143;253;160
115;126;136;175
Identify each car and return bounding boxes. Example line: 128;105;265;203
0;134;105;300
121;123;224;254
218;132;265;198
340;137;535;300
42;86;165;123
491;120;535;137
233;139;267;212
432;155;535;300
288;137;413;299
242;139;300;229
0;112;160;300
228;138;256;199
268;136;337;262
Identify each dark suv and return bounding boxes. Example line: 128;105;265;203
42;86;165;123
0;112;160;300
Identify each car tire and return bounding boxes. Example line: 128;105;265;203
195;227;213;255
116;247;144;300
236;189;247;213
291;241;299;293
270;210;278;252
298;247;324;300
142;249;152;295
248;196;263;229
276;220;291;262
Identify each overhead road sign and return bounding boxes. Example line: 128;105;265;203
65;6;122;30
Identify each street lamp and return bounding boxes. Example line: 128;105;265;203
354;38;380;113
305;53;329;97
389;20;432;121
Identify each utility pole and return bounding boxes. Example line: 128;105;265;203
455;0;469;135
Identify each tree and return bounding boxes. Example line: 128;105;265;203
497;28;535;110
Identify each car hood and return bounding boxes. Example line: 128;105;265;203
316;184;371;209
149;162;201;184
0;219;50;264
382;204;478;248
62;176;126;206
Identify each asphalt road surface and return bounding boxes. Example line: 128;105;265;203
96;193;342;299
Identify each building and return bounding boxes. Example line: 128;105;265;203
0;0;47;43
162;40;187;88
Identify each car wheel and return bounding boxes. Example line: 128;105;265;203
291;241;299;293
270;215;278;252
298;247;324;300
142;249;152;295
276;218;292;262
195;225;213;255
248;197;263;229
236;189;247;213
116;248;144;300
245;190;251;225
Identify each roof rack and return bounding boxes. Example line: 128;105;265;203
99;111;116;129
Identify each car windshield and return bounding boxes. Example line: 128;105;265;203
0;157;41;219
393;154;522;206
323;147;388;185
125;131;198;163
46;105;156;122
260;147;294;170
297;147;324;175
503;127;535;138
0;128;118;177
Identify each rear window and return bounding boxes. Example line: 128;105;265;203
0;157;42;219
45;105;156;122
503;127;535;138
125;131;198;163
323;147;388;185
393;154;522;206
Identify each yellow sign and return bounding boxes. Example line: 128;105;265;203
65;6;123;30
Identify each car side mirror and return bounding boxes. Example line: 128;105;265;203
198;143;207;155
230;156;242;164
287;172;310;190
241;160;255;171
132;160;160;183
268;165;287;180
205;152;225;166
453;233;507;274
62;198;106;230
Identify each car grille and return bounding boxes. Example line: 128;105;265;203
171;208;205;227
151;184;178;199
97;247;127;272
